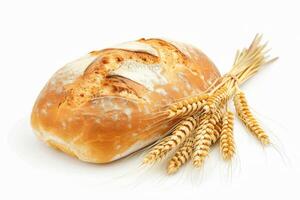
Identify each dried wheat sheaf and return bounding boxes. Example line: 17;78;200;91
143;34;277;174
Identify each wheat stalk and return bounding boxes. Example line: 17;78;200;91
143;34;277;174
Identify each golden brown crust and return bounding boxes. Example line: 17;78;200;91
31;38;220;163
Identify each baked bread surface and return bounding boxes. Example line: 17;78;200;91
31;38;220;163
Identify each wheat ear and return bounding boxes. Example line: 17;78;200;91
167;136;194;174
167;94;209;118
220;111;235;160
234;90;270;145
143;115;198;164
192;111;222;167
162;116;198;151
143;135;173;164
207;85;229;110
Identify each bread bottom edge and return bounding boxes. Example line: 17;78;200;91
32;128;162;164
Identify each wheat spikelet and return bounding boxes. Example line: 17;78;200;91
143;115;198;164
167;136;194;174
214;121;222;138
192;110;222;167
210;108;223;125
167;94;209;118
234;90;270;145
211;121;222;143
220;111;235;160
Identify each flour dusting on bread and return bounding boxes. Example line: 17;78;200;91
111;60;168;91
50;54;97;86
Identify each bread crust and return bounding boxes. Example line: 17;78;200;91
31;38;220;163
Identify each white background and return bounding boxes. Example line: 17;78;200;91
1;0;300;199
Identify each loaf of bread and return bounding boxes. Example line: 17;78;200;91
31;38;220;163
